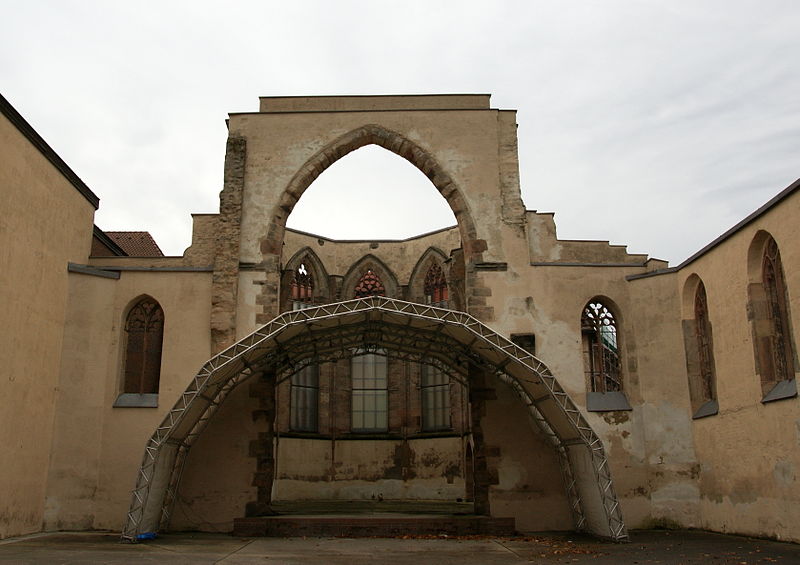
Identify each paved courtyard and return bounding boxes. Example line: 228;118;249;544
1;530;798;564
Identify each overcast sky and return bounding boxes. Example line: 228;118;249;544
2;1;798;264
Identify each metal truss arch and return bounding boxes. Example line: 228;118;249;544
121;297;627;542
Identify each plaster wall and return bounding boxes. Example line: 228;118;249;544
670;194;800;542
273;437;465;502
483;380;573;532
169;383;256;532
0;113;95;538
626;273;700;528
44;270;213;532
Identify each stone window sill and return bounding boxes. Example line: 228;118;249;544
587;391;632;412
113;393;158;408
761;379;797;404
692;399;719;419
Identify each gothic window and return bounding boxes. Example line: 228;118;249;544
759;237;796;393
351;350;388;432
290;364;319;432
582;300;622;394
354;269;385;298
421;363;450;431
683;279;718;418
424;262;448;307
123;297;164;394
694;282;716;401
291;262;314;310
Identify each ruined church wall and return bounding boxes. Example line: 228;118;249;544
0;111;96;539
44;269;213;532
669;191;800;542
464;207;703;530
221;99;526;336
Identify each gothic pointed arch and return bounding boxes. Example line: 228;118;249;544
408;247;449;304
681;274;718;418
251;124;496;328
341;254;400;299
281;247;331;310
262;124;480;261
120;295;164;396
581;296;632;411
747;231;798;401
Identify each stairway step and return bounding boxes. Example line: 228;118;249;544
233;515;516;538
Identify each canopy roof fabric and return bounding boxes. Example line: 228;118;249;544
121;297;627;541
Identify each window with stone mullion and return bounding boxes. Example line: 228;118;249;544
421;363;450;431
290;364;319;432
351;351;388;432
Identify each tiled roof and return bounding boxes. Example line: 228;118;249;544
105;232;164;257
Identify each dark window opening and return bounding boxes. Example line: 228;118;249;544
351;350;388;432
123;298;164;394
421;363;451;431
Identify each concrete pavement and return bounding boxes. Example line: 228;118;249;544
1;530;798;564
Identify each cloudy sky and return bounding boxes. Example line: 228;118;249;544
2;1;798;264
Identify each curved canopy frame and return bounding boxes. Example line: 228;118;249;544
121;297;627;541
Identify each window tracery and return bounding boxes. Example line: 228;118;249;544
761;237;795;386
291;261;314;310
693;281;716;404
581;301;622;394
123;297;164;394
424;262;448;307
354;269;385;298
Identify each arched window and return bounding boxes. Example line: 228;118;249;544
421;363;450;431
351;350;388;432
582;301;621;393
424;262;448;308
123;297;164;395
291;261;314;310
288;260;319;428
354;269;385;298
751;236;797;401
582;299;631;411
683;278;718;418
694;282;716;400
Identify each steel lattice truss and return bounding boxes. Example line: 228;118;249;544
121;297;628;542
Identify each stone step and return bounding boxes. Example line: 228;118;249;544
233;514;516;538
268;499;474;515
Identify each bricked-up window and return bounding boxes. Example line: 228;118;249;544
354;269;385;298
424;262;448;307
761;237;795;387
123;298;164;394
351;350;388;432
582;301;622;393
291;262;314;310
694;281;717;404
421;363;450;431
290;364;319;432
